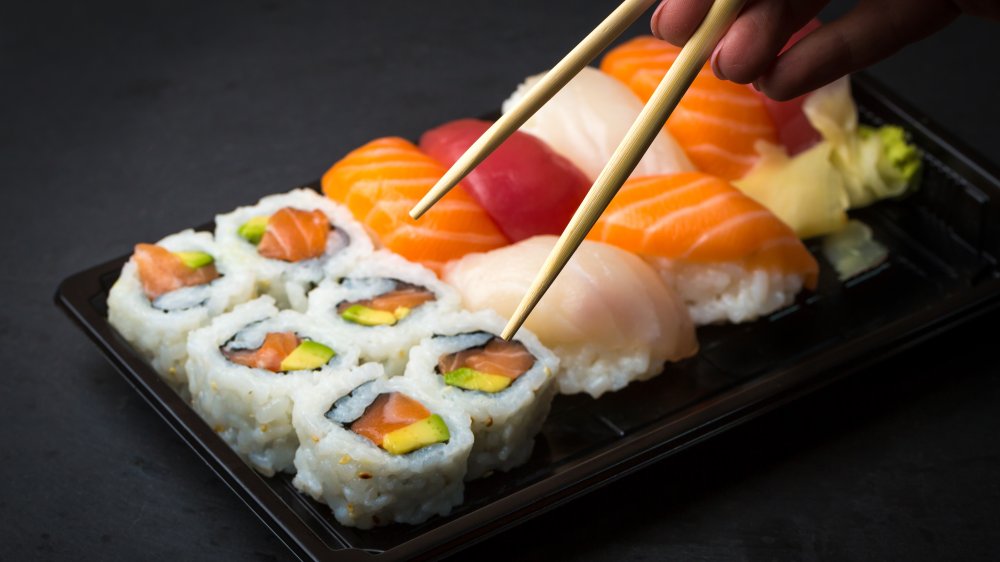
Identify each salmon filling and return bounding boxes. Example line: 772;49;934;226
438;337;535;380
336;281;436;320
350;393;429;445
348;393;450;455
133;243;219;300
223;332;301;372
257;207;331;262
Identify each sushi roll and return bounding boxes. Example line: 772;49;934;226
403;310;558;479
186;296;361;475
292;374;474;529
444;236;698;398
306;250;461;375
107;229;256;390
589;172;820;324
215;188;373;311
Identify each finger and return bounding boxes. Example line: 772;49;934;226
651;0;715;46
757;0;959;100
711;0;829;84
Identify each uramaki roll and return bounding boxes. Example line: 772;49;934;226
107;229;256;391
214;189;373;311
306;250;461;375
403;310;558;480
292;374;473;529
186;296;361;475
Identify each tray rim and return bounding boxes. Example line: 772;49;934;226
55;71;1000;561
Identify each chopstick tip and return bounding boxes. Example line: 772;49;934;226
500;318;522;341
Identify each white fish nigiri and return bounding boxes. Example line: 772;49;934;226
501;66;695;182
443;236;698;398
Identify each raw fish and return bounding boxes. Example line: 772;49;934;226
601;36;777;180
420;119;589;242
322;137;509;274
589;172;819;324
501;66;694;182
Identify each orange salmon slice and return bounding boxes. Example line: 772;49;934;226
590;172;818;289
257;207;330;262
133;243;219;300
321;137;509;274
602;36;778;180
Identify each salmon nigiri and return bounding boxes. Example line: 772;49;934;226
601;36;778;180
321;137;509;274
589;172;818;324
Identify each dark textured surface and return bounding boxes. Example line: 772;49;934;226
3;1;999;560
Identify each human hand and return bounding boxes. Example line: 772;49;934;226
652;0;1000;100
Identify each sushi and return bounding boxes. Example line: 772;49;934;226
501;66;694;182
307;250;462;375
107;229;256;390
444;236;698;398
185;296;362;475
292;373;474;528
420;118;590;242
403;310;558;479
601;35;778;181
321;137;509;274
215;188;374;311
589;172;819;324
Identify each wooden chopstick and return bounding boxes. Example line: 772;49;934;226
408;0;658;220
500;0;747;339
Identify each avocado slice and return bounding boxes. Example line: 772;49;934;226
173;251;215;269
341;304;398;327
443;367;512;393
381;414;450;455
238;216;269;245
393;306;411;321
279;340;335;371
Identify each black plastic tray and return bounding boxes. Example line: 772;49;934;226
56;74;1000;561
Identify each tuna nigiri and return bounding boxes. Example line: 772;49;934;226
601;36;778;180
420;118;590;242
321;137;509;274
589;172;818;324
501;66;694;182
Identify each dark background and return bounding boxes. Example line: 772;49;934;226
3;0;999;560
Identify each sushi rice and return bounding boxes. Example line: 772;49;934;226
651;259;807;324
107;229;256;391
403;310;558;480
215;188;374;311
292;374;474;529
307;250;462;375
186;296;361;476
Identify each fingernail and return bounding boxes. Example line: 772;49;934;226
710;40;726;81
650;1;668;38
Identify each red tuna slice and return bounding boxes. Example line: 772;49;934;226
750;18;825;155
420;119;590;242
